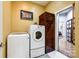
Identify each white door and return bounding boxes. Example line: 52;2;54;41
0;1;3;58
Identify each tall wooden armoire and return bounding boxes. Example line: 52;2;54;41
39;12;55;53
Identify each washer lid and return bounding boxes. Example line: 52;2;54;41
8;32;29;38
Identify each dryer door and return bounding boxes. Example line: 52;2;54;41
35;31;42;41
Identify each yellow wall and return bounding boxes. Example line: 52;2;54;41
45;1;74;13
74;2;79;57
2;1;79;58
11;2;45;32
45;1;79;57
3;1;11;57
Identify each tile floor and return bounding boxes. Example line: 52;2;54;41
39;51;69;58
39;37;75;58
59;37;75;57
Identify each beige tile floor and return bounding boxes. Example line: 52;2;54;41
59;37;75;57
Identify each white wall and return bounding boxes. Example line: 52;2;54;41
0;1;3;58
0;1;3;43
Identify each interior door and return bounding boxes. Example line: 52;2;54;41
0;1;3;58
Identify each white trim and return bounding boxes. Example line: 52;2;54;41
55;14;59;50
54;4;73;51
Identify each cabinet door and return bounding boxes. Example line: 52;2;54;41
39;12;55;53
46;14;55;52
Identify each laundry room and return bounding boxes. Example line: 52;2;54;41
1;1;79;58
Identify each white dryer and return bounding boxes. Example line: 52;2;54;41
29;25;45;58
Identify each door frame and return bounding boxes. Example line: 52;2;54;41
54;4;74;51
0;1;3;58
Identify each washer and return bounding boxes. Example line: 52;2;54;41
29;25;45;57
7;32;29;58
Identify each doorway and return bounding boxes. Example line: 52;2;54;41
55;5;75;57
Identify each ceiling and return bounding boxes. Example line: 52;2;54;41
31;1;50;6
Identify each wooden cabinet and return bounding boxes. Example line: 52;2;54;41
39;12;55;53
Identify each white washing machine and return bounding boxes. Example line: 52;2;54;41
29;25;45;58
7;32;29;58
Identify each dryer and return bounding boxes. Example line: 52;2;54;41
29;25;45;57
